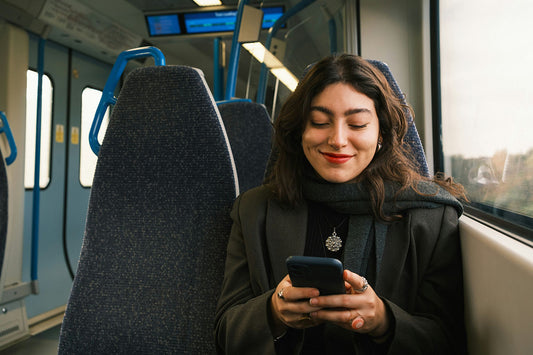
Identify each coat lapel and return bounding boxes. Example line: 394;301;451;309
375;218;410;296
266;199;308;282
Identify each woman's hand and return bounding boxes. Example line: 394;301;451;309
270;275;324;334
308;270;389;337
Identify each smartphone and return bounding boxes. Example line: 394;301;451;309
286;256;345;295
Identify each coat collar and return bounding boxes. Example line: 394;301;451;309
265;199;308;282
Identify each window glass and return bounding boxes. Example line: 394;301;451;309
25;70;53;189
440;0;533;230
80;87;109;187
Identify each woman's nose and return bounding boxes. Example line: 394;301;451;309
328;125;348;149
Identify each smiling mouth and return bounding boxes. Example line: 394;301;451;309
321;152;353;164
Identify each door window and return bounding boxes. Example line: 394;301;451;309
25;70;53;189
80;87;109;187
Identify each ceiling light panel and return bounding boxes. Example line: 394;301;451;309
193;0;222;6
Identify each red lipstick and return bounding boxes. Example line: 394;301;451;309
322;152;353;164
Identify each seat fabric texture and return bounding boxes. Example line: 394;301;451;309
218;101;273;193
58;65;237;354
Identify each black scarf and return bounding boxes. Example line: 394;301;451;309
302;177;463;277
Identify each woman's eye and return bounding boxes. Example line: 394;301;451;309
310;121;328;127
349;123;368;129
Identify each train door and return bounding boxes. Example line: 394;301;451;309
22;36;111;319
64;50;110;286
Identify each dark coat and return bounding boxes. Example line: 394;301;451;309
215;185;466;354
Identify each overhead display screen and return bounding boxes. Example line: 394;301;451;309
145;6;284;37
183;10;238;34
146;14;181;36
261;6;284;29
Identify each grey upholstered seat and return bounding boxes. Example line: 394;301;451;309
218;101;273;193
367;59;430;176
58;65;238;354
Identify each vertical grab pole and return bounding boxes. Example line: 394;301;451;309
256;0;316;104
224;0;250;101
213;37;224;101
31;37;46;293
320;4;338;54
328;18;337;54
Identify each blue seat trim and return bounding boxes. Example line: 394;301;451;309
0;111;17;165
89;47;166;156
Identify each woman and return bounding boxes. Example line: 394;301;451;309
215;54;467;354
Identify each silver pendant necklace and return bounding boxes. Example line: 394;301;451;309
322;215;348;252
325;227;343;252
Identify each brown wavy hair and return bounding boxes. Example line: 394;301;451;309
266;54;466;220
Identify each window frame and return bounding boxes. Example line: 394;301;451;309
431;0;533;244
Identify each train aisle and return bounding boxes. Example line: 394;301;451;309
1;325;60;355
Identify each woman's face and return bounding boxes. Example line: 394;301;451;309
301;83;381;183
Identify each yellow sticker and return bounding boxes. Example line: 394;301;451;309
55;124;64;143
71;127;79;145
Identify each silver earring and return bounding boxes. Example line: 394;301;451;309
377;140;382;151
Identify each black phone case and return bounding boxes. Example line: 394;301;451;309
286;256;345;295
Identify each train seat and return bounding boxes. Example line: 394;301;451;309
58;65;238;354
367;59;430;176
218;100;273;193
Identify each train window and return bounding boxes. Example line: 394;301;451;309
25;70;53;189
439;1;533;235
79;87;108;187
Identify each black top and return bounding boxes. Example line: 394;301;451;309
300;202;350;354
304;201;349;259
295;202;385;355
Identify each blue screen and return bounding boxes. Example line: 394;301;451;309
183;6;284;34
261;6;284;29
146;14;181;36
184;10;237;34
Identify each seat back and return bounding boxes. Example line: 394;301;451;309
367;60;430;176
58;65;238;354
218;100;273;193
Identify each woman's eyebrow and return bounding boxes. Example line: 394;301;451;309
345;108;371;115
310;106;372;116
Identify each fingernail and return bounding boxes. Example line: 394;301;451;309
353;318;364;329
309;298;318;305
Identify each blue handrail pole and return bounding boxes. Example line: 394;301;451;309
213;37;224;101
89;46;165;155
216;98;252;106
0;111;17;165
329;17;338;54
31;37;46;292
224;0;251;101
256;0;316;104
